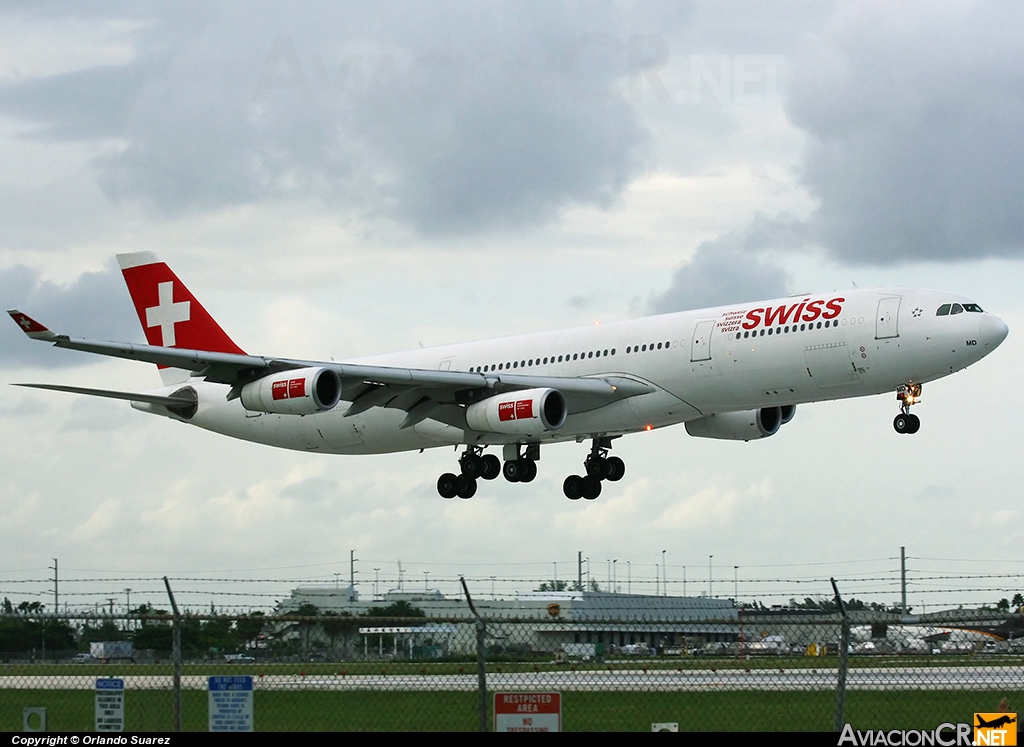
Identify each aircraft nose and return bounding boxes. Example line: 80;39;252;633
980;314;1009;349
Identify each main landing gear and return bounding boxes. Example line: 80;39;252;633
437;447;500;499
893;383;922;434
563;437;625;501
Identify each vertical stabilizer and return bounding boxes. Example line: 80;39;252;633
117;252;246;385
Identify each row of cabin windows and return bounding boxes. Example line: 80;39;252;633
733;319;837;340
468;338;677;373
471;348;617;373
936;303;983;316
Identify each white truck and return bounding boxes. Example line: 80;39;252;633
90;641;134;661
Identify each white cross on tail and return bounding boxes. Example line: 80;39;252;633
145;281;190;346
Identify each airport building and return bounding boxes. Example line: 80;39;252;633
274;586;739;657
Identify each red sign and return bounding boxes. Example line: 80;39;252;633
272;378;306;401
498;399;534;422
494;692;561;732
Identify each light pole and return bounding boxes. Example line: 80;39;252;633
374;568;380;599
734;566;738;602
708;555;713;598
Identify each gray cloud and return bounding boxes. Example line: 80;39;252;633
649;241;790;313
0;264;138;368
0;3;662;234
787;2;1024;264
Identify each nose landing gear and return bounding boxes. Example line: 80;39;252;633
893;384;922;434
564;437;624;500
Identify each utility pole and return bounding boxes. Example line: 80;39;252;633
350;550;356;601
578;551;582;591
50;559;58;614
662;550;667;596
708;555;713;598
900;546;907;615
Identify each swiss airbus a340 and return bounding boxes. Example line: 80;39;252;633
8;252;1008;500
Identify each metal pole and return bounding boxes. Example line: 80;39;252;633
831;578;851;732
662;550;667;596
460;577;488;732
708;555;713;598
900;546;907;616
164;577;182;733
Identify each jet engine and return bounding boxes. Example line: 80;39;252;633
465;388;567;435
685;405;796;441
239;367;342;415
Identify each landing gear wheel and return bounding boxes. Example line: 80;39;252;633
582;475;602;500
456;474;477;499
519;460;538;483
585;456;606;479
605;456;625;482
563;475;584;500
906;413;920;434
437;473;459;499
503;460;522;482
459;454;483;478
893;414;909;434
480;454;501;480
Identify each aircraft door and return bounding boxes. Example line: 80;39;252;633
875;297;902;339
690;320;714;362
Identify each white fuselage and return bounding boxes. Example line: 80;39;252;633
135;287;1006;454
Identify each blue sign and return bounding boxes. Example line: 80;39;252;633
208;675;254;732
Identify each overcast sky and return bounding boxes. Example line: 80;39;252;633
1;1;1022;615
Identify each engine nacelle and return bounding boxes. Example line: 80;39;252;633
685;406;794;441
465;388;567;435
240;367;341;415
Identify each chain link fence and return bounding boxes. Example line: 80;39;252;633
2;606;1021;732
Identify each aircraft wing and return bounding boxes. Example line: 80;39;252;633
7;310;654;416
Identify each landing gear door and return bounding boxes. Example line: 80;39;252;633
690;320;714;362
875;297;901;339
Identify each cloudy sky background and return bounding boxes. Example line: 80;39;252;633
1;1;1022;614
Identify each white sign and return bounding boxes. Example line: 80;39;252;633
95;678;124;732
208;675;254;732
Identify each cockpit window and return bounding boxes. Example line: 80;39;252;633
962;303;984;312
950;303;964;315
936;304;951;316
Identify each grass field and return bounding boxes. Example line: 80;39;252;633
3;688;1021;731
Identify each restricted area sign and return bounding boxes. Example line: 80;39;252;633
95;678;124;732
494;692;561;732
208;675;254;732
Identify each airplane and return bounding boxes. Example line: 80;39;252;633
7;251;1009;501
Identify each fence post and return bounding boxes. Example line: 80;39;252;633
460;577;489;732
163;577;182;733
831;577;851;732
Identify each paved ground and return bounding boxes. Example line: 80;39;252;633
2;666;1021;691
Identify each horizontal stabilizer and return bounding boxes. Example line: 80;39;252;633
13;383;196;408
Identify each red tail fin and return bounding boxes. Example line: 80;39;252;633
117;252;246;355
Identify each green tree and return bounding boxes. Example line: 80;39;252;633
363;600;424;618
322;611;356;659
